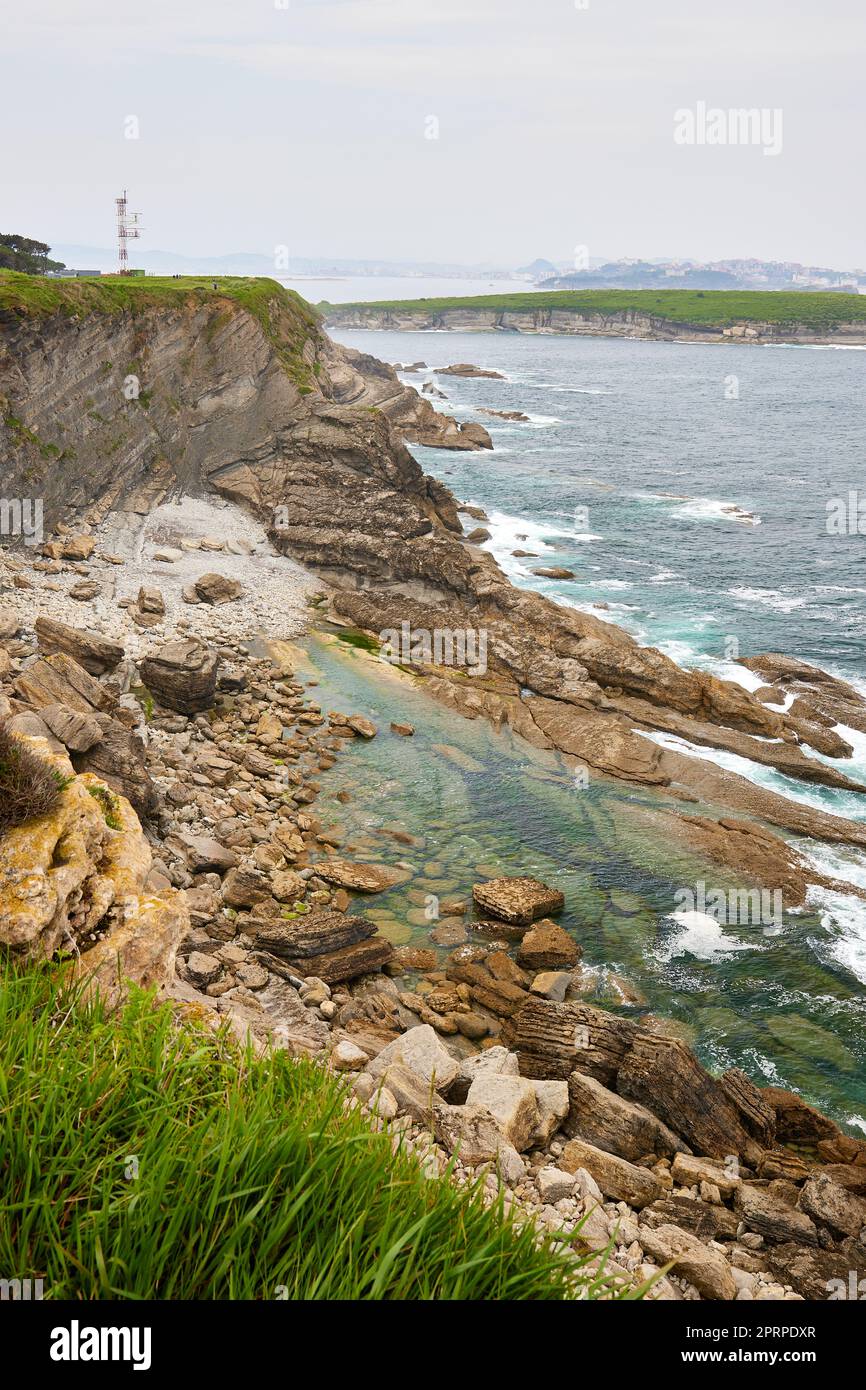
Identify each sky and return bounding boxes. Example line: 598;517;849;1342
3;0;865;268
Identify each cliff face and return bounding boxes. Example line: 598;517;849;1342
323;303;866;345
0;278;485;539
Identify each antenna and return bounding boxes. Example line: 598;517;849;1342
115;189;142;274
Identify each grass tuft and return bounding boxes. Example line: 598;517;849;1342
0;723;69;835
0;962;642;1300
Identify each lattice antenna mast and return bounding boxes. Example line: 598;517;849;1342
115;189;142;274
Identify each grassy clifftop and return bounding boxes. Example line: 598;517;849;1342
0;270;321;334
321;287;866;328
0;271;323;391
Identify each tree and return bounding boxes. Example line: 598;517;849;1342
0;234;66;274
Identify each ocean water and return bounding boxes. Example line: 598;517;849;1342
312;329;866;1126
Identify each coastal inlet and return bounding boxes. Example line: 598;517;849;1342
282;630;866;1134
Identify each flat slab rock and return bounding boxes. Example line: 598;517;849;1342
35;617;124;675
252;910;394;984
472;876;565;926
313;860;407;893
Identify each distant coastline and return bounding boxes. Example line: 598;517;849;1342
322;288;866;346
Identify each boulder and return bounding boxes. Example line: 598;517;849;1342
799;1174;866;1239
617;1032;755;1162
139;639;219;715
194;573;244;605
368;1024;459;1092
433;1102;523;1174
465;1073;540;1151
532;567;576;580
560;1138;664;1208
503;997;638;1082
14;653;115;715
34;618;124;675
169;833;239;874
537;1167;577;1204
670;1153;740;1198
69;580;101;602
472;876;565;926
734;1184;818;1246
313;860;405;893
71;716;158;820
58;534;95;561
38;704;104;753
516;919;580;970
638;1224;737;1301
529;1079;570;1146
566;1071;686;1161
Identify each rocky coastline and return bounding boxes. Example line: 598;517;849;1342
323;302;866;347
2;277;865;1300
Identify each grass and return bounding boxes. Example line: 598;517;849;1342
0;271;322;391
320;287;866;329
0;961;637;1300
0;724;69;834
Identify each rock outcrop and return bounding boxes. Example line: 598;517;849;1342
0;732;185;1006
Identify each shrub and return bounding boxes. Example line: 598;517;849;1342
0;723;69;834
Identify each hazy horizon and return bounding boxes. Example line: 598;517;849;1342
4;0;865;268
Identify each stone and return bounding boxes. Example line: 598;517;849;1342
58;534;95;561
14;652;115;715
671;1153;740;1198
372;1062;435;1123
390;721;414;736
530;1079;570;1146
313;860;405;893
140;639;219;715
516;919;580;970
331;1039;369;1072
169;834;239;874
345;714;376;739
38;704;103;753
472;876;565;925
537;1166;577;1204
186;951;223;985
532;567;576;580
194;573;244;605
799;1174;866;1239
466;1073;540;1151
560;1138;664;1208
69;580;101;601
433;1102;512;1166
368;1024;460;1092
370;1086;398;1120
566;1071;685;1162
221;865;270;909
639;1224;737;1301
34;618;124;675
734;1184;818;1246
617;1032;754;1162
529;970;573;1001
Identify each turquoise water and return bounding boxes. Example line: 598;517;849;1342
298;633;866;1132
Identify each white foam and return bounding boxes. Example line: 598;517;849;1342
658;911;757;961
728;586;807;614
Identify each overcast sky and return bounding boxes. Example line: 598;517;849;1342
3;0;864;266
